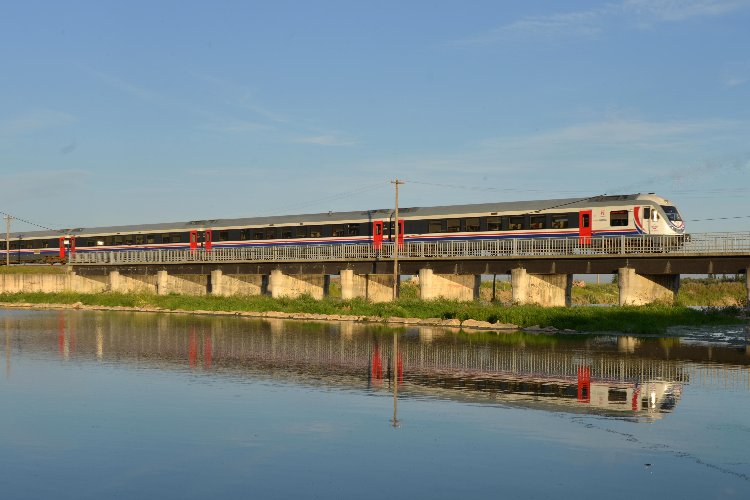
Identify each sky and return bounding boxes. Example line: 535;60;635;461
1;0;749;234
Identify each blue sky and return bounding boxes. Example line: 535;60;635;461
1;0;749;233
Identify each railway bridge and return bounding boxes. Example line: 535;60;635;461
61;232;750;307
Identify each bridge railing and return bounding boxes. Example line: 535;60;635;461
68;232;750;265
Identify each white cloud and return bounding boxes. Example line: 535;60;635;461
450;0;749;45
0;110;76;135
622;0;748;23
200;119;273;134
293;134;359;146
481;118;741;151
452;10;603;45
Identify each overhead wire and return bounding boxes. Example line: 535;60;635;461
0;210;61;233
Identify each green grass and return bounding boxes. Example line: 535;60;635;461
0;291;744;334
0;265;67;274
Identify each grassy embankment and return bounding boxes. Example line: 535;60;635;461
0;290;744;334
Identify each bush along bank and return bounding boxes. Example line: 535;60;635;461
0;291;746;334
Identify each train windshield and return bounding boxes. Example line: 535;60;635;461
660;205;682;222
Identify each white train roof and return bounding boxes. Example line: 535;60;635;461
9;193;672;239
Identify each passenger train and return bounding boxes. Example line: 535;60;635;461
1;193;685;264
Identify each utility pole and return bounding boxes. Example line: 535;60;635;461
391;178;404;300
4;215;11;267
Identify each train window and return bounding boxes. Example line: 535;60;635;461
661;205;682;222
281;228;293;238
114;236;124;245
309;229;321;238
218;231;229;241
348;224;360;236
135;235;145;245
529;216;545;230
509;217;523;230
146;235;154;244
446;219;461;232
551;215;569;229
610;210;628;227
240;229;249;240
608;389;628;403
428;220;443;233
487;217;501;231
465;218;480;232
296;226;308;238
643;207;651;221
252;230;263;240
333;225;346;237
264;228;276;239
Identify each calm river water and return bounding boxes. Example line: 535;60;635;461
1;309;749;499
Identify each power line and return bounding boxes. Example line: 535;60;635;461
0;211;60;233
687;215;750;222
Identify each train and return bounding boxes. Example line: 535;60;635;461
1;193;685;264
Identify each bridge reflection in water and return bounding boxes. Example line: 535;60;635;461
3;310;749;422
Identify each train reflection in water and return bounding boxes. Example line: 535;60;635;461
2;310;748;422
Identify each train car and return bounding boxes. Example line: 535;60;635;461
0;193;685;264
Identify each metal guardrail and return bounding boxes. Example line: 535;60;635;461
69;232;750;265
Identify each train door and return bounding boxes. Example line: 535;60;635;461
578;210;592;245
577;366;591;403
189;231;199;251
204;229;213;252
373;221;384;250
190;230;213;252
58;236;75;259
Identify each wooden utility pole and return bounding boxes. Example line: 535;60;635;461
391;179;404;300
4;215;11;267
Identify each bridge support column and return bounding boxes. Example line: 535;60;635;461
418;269;480;301
511;268;572;307
156;270;169;295
268;270;327;299
108;271;157;294
618;268;680;306
210;270;263;296
340;270;394;302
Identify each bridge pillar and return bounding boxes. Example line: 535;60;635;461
157;270;169;295
340;270;394;302
153;271;208;295
510;268;572;307
418;269;480;301
108;271;157;294
268;270;328;299
209;270;263;296
618;268;680;306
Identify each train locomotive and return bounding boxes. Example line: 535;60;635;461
1;193;685;264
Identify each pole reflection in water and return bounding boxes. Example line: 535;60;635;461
392;332;399;428
1;310;749;421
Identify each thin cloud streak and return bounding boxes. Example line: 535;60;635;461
450;0;749;45
293;134;359;146
0;110;76;135
481;118;743;151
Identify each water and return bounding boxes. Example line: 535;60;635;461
1;309;748;499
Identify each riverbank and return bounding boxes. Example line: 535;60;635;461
1;291;745;334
